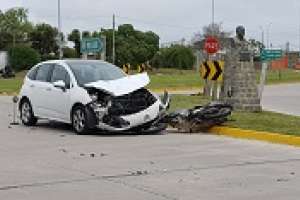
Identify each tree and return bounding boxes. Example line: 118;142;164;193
152;45;196;69
68;29;81;57
0;7;33;49
101;24;159;66
82;31;91;38
192;23;232;45
30;23;59;58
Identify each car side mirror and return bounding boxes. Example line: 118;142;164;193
53;80;66;91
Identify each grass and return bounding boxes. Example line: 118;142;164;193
265;69;300;84
227;111;300;136
0;71;26;94
169;94;210;112
170;95;300;136
0;68;300;95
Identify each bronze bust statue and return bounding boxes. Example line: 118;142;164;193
231;25;252;61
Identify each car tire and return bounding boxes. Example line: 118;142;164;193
20;99;38;126
72;106;88;135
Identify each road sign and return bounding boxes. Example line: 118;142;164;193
200;60;224;81
204;36;220;54
80;37;103;54
138;64;146;73
123;64;130;74
260;49;283;61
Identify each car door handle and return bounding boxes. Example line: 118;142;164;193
46;87;52;91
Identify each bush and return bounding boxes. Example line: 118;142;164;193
151;45;196;69
8;45;41;71
63;47;77;58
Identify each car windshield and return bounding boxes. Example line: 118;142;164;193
66;61;126;86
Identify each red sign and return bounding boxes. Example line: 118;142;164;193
204;36;219;54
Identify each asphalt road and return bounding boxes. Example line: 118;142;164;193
262;84;300;116
1;96;300;200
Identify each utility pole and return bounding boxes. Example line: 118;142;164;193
112;14;116;65
58;0;63;59
266;22;272;49
259;26;264;46
212;0;215;25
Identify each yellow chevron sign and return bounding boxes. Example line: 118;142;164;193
200;61;224;81
123;64;130;74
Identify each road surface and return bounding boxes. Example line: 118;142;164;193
262;84;300;116
1;96;300;200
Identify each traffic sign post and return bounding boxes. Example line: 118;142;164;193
203;36;220;99
259;48;283;98
260;49;283;61
204;36;220;54
200;61;224;81
80;38;103;58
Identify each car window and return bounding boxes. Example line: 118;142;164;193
35;64;53;82
50;65;71;89
27;66;39;80
67;61;125;86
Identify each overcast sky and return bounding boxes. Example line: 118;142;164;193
2;0;300;50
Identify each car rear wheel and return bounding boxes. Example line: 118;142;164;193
20;99;38;126
72;106;88;134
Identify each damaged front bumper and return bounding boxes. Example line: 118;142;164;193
86;90;170;132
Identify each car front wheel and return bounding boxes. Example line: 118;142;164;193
20;99;38;126
72;106;88;134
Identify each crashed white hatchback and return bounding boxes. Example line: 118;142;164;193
19;60;170;134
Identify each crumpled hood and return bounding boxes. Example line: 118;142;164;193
84;73;150;96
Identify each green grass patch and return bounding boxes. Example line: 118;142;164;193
265;69;300;84
227;111;300;136
169;94;210;112
0;68;300;95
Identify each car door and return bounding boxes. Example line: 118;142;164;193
47;64;72;122
31;63;54;118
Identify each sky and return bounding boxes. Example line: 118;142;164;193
1;0;300;50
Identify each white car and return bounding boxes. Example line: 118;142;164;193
19;60;170;134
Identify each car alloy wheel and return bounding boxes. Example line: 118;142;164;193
20;100;37;126
72;107;87;134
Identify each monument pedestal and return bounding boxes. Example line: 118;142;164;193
222;53;261;112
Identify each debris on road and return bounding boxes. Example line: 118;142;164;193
90;153;96;158
165;102;233;133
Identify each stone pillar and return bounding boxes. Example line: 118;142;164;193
221;49;261;112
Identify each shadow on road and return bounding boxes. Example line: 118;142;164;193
22;120;165;137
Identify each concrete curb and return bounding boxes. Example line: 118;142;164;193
209;126;300;147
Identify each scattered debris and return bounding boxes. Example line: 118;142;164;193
59;149;68;153
290;172;295;175
100;153;107;157
60;134;66;137
8;125;12;129
128;170;149;176
164;102;233;133
150;161;155;165
276;178;289;182
80;153;85;157
90;153;96;158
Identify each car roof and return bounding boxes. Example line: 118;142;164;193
40;59;108;65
